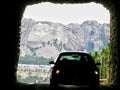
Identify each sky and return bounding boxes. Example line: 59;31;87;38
23;2;110;25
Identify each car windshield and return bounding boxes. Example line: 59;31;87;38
60;54;81;61
56;52;96;66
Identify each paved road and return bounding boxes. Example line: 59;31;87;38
16;83;119;90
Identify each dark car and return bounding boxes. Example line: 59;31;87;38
49;51;101;89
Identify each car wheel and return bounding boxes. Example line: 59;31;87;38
89;82;99;89
50;79;59;90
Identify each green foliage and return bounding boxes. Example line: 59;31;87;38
18;55;53;65
18;43;110;80
91;43;110;79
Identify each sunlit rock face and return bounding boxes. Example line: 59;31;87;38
20;18;110;59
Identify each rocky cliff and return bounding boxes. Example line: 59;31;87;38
20;18;110;59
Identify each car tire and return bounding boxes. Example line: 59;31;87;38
89;81;99;90
50;79;59;90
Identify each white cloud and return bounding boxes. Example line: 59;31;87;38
23;2;110;25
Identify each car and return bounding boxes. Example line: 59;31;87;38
49;51;101;89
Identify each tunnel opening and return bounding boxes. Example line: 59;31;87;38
17;1;110;86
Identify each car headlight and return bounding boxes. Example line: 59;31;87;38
56;70;60;74
94;70;99;75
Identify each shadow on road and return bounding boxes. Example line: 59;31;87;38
16;82;120;90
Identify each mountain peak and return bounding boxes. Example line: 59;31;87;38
20;18;110;59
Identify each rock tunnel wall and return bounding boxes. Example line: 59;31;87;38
3;0;120;89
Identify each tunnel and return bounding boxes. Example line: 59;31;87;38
3;0;120;90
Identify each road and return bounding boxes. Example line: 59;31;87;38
16;83;119;90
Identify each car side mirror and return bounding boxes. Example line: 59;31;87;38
49;61;54;64
95;62;101;66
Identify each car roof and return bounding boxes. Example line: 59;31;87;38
54;51;93;63
59;51;90;55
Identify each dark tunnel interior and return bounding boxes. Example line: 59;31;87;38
2;0;120;90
